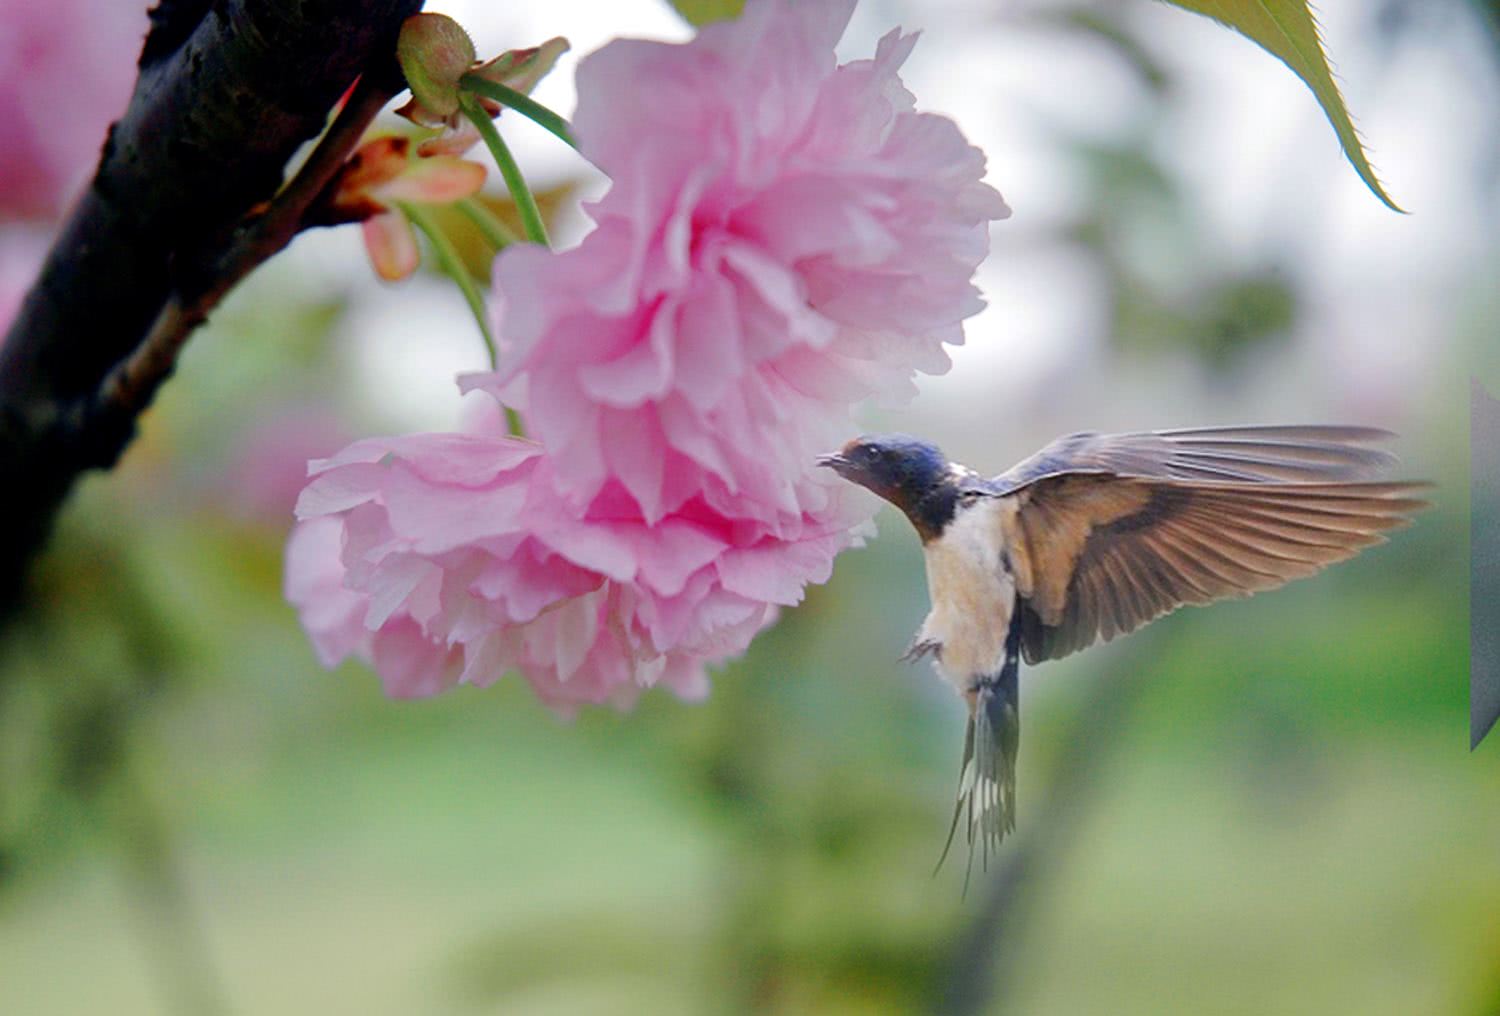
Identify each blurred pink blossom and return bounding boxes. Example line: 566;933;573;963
0;0;146;221
0;227;49;330
216;405;353;526
288;424;856;712
464;0;1007;524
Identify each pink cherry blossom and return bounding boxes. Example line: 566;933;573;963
287;0;1004;713
464;0;1008;525
285;515;463;699
288;421;859;712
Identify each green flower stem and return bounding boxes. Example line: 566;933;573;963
459;75;579;151
398;201;498;370
457;197;520;251
398;201;525;436
458;93;549;247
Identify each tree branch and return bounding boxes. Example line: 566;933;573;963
0;0;423;607
95;75;397;420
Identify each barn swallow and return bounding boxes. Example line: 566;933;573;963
818;426;1427;877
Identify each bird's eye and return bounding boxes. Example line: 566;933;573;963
959;490;982;506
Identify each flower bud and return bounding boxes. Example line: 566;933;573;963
396;13;477;123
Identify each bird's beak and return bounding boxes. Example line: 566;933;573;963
816;452;850;470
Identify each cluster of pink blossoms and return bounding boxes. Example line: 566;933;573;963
286;0;1008;713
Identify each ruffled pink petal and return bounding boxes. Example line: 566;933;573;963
284;518;368;668
285;419;847;713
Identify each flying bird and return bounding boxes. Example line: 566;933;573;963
818;425;1427;875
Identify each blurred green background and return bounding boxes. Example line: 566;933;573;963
2;1;1498;1014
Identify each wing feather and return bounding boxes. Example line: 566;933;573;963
1148;531;1222;598
992;425;1399;492
1007;474;1427;664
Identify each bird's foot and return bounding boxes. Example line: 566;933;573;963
901;637;941;663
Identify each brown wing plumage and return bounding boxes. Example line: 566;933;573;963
991;424;1399;490
995;427;1427;664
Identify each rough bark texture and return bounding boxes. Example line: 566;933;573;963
0;0;423;606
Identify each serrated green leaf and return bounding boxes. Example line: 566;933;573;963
1162;0;1403;212
666;0;744;26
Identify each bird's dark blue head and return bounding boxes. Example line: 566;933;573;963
818;434;962;541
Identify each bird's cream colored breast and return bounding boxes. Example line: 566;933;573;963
919;497;1018;691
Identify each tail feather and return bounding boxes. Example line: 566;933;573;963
934;599;1025;890
935;659;1021;891
934;713;977;876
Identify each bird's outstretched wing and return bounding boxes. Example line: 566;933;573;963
991;424;1399;492
993;427;1427;664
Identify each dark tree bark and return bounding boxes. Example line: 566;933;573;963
0;0;424;608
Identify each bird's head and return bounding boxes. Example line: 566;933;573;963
818;434;965;540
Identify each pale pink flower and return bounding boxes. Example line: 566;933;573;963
465;0;1008;524
0;0;146;220
287;0;1003;713
288;423;855;711
285;516;463;699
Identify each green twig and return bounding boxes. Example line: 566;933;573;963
458;94;549;247
399;201;498;370
459;75;579;152
457;196;520;251
400;202;525;435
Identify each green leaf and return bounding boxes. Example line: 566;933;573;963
666;0;744;26
1161;0;1403;212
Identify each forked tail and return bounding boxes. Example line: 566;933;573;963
936;608;1022;891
